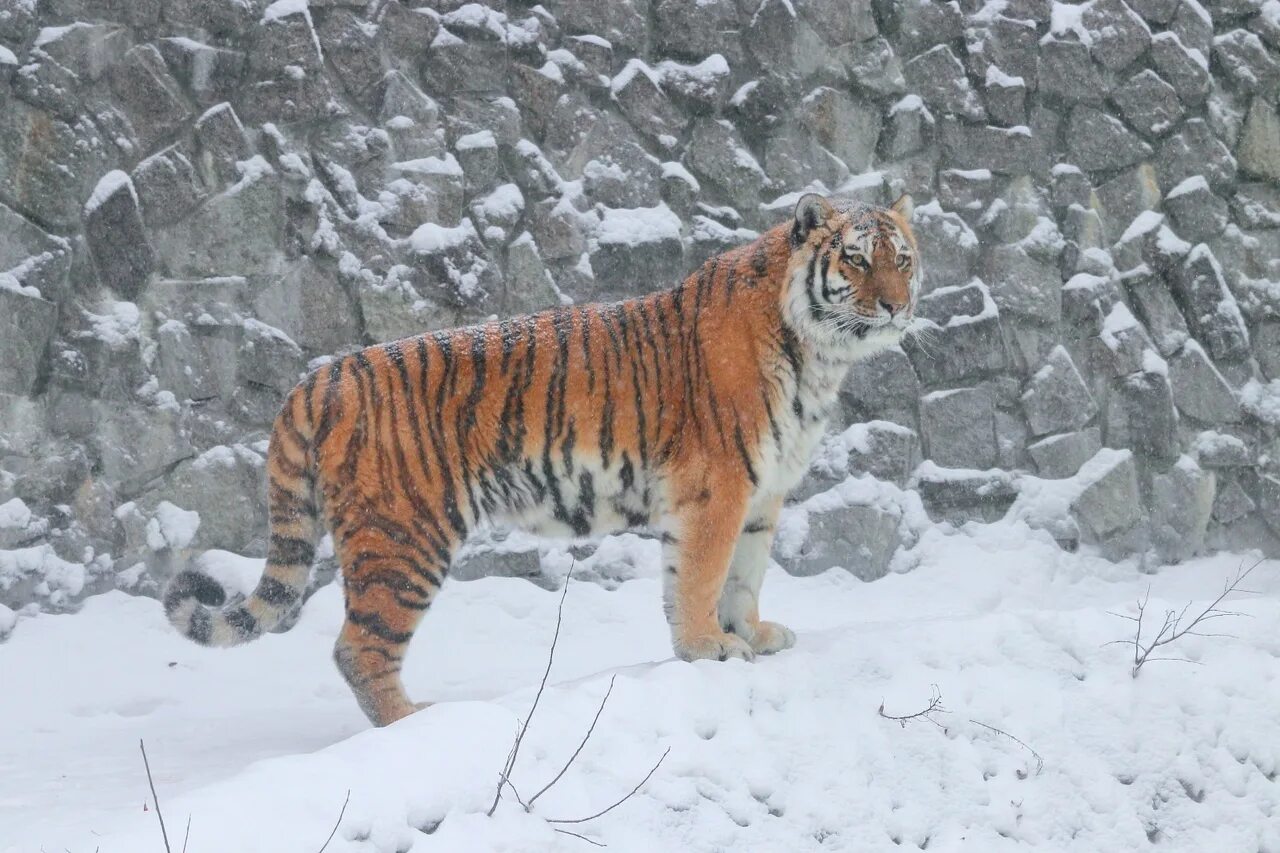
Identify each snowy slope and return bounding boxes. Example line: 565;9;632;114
3;523;1279;852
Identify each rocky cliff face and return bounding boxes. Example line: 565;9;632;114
0;0;1278;626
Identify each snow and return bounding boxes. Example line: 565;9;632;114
84;168;136;215
595;203;683;248
262;0;308;22
408;217;479;254
1166;175;1210;200
985;65;1024;88
0;44;16;65
1045;1;1092;46
7;520;1277;852
1241;379;1280;426
661;160;700;192
475;183;524;221
145;501;201;552
81;300;142;350
0;497;32;531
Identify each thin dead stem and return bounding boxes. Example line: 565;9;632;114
969;719;1044;778
878;685;949;732
139;740;172;853
545;748;672;826
1109;559;1262;678
528;675;617;808
315;789;351;853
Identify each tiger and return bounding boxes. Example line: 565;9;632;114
164;192;922;727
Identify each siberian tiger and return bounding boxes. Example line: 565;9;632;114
165;193;922;727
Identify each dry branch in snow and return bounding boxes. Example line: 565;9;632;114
1107;559;1262;678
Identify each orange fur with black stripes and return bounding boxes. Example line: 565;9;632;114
165;193;922;726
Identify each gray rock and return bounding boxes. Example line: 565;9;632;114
915;467;1019;524
1212;477;1256;523
109;45;191;153
84;172;156;301
905;284;1008;388
795;0;878;44
1095;164;1163;247
1072;449;1143;539
1238;98;1280;182
163;0;258;36
1164;176;1229;243
157;37;246;109
1262;475;1280;539
377;2;440;66
0;290;57;396
1084;0;1153;70
781;502;902;581
1150;32;1212;106
590;204;684;301
838;346;921;429
155;319;237;403
984;69;1027;127
765;124;841;192
1193;430;1251;468
0;99;113;228
1063;272;1119;341
92;402;194;498
1022;346;1097;436
452;540;544;583
938;118;1046;175
240;6;337;124
1252;2;1280;47
964;14;1039;90
156;165;286;279
845;422;920;488
920;386;998;469
315;8;386;103
1173;244;1252;365
798;87;880;175
611;61;691;142
1150;458;1216;562
1037;38;1109;105
425;19;509;96
1067;106;1154;172
0;201;72;303
880;95;934;160
910;201;977;290
896;0;964;57
194;103;253;189
1112;70;1184;139
238;319;304;394
658;56;732;113
1120;266;1190;357
904;45;985;121
1105;367;1180;465
1213;29;1280;96
1258;323;1280;380
845;36;906;96
653;0;739;59
503;232;561;316
1129;0;1181;24
1168;340;1241;424
1157;119;1238;192
544;0;648;54
132;146;206;230
1028;427;1103;479
254;258;361;354
528;196;592;262
983;245;1062;325
152;445;267;554
1169;0;1214;56
684;119;767;211
404;217;502;313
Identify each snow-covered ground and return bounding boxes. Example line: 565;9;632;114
3;522;1279;852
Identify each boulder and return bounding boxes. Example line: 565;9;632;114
84;171;156;301
904;283;1007;387
1213;29;1280;96
1163;176;1229;242
1071;449;1142;540
781;502;902;581
1028;427;1103;479
1083;0;1152;70
1067;106;1154;172
838;346;921;429
904;45;984;121
1172;244;1252;365
684;119;767;211
1238;98;1280;182
590;204;684;301
1021;346;1097;436
1037;38;1109;105
0;289;57;395
1167;340;1241;424
1111;70;1184;139
799;87;880;175
915;466;1019;524
920;386;998;469
1150;31;1211;106
1156;119;1237;192
1150;458;1216;563
653;0;739;59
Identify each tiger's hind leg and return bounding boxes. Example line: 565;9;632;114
718;496;795;655
333;552;448;727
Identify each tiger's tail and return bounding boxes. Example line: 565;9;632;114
165;385;319;647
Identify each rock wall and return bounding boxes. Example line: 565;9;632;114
1;0;1278;625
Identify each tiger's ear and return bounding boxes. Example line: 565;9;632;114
791;193;834;245
890;192;914;221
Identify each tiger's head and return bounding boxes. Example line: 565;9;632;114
784;192;921;354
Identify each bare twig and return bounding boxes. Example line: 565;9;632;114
528;675;617;808
1114;559;1263;678
139;740;172;853
315;790;351;853
878;685;948;732
968;720;1044;778
488;571;573;817
181;816;191;853
555;828;606;847
546;748;671;825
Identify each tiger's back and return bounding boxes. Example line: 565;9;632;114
165;193;921;727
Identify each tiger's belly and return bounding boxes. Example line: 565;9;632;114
487;454;656;540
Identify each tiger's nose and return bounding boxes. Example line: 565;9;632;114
879;299;906;316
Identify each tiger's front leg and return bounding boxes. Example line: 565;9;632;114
661;471;756;662
718;496;796;655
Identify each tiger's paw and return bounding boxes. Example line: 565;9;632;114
749;621;796;655
675;630;756;663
